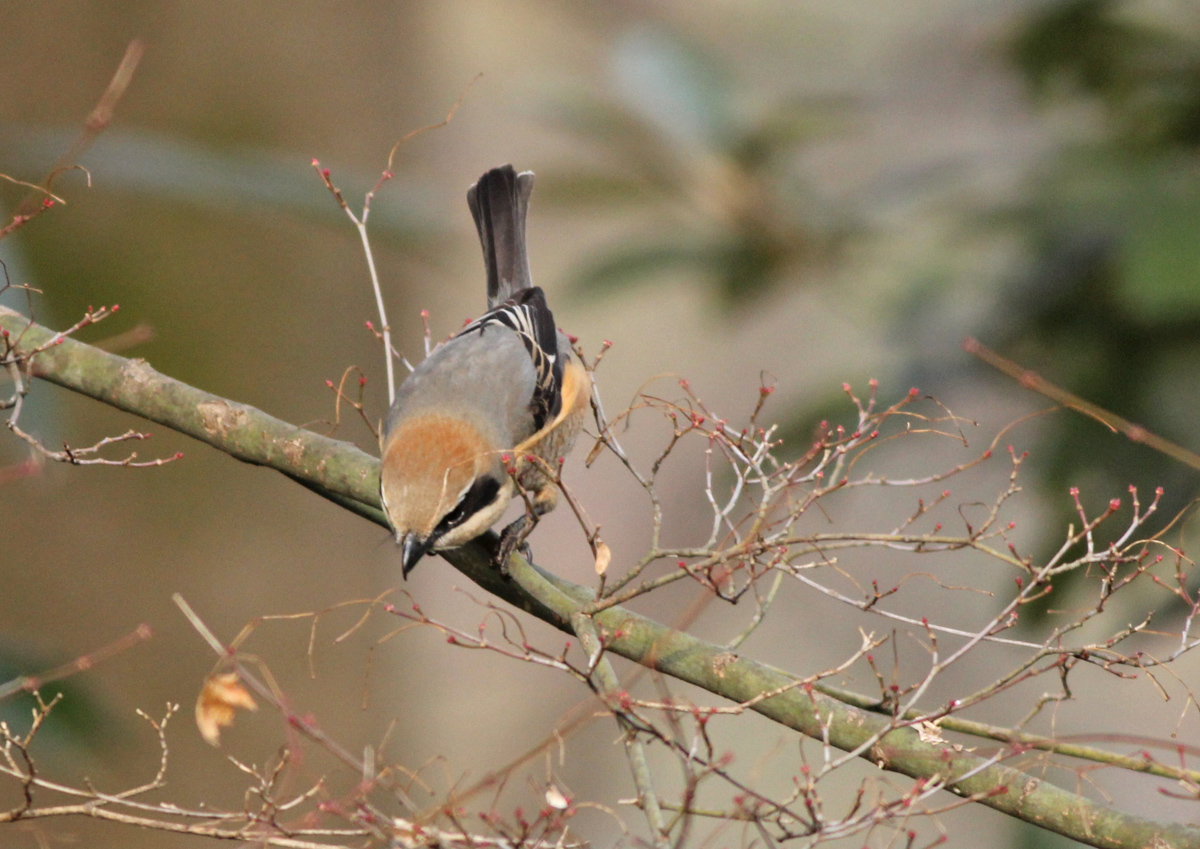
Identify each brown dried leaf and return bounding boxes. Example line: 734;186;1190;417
196;671;257;746
585;436;605;467
916;720;946;745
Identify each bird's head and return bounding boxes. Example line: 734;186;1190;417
379;413;512;577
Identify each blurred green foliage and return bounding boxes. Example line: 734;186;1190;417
540;26;856;305
994;0;1200;608
1012;0;1200;150
0;646;121;761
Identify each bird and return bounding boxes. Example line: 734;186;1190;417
379;165;591;578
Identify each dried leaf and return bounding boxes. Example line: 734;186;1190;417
585;436;605;467
594;541;612;576
916;720;946;745
196;671;257;746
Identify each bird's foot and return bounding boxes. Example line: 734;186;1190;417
495;515;534;576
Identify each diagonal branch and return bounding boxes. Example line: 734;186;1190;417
3;305;1199;849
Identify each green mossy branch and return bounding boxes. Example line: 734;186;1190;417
3;305;1198;849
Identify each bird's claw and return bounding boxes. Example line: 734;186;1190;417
495;515;533;575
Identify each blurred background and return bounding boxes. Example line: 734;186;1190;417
3;1;1200;846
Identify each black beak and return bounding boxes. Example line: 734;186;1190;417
400;533;432;578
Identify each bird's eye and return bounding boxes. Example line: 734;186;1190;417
434;475;501;537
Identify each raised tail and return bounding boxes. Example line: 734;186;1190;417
467;165;535;308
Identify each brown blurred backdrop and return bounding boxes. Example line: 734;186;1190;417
4;2;1200;847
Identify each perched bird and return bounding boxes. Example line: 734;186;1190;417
379;165;591;577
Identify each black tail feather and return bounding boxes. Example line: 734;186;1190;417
467;165;535;309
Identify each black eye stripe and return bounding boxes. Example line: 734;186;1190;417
433;476;502;540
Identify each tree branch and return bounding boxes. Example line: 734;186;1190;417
4;304;1198;849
